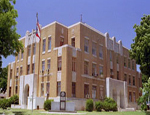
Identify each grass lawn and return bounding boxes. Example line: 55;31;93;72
0;108;150;115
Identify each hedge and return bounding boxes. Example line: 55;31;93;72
44;99;54;111
86;99;94;112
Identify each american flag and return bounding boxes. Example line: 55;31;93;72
36;13;41;40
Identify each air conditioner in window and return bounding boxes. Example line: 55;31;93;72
92;73;98;77
86;94;90;99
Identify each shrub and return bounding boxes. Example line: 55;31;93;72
0;99;8;109
95;101;103;111
10;95;19;104
102;97;117;112
44;99;54;111
86;99;93;112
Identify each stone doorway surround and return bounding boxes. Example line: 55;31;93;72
19;74;44;109
106;78;128;109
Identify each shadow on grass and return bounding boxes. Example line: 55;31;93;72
12;111;26;115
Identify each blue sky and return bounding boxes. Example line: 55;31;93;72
2;0;150;72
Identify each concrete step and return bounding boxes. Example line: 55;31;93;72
120;108;135;112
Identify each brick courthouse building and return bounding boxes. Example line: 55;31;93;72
6;21;142;110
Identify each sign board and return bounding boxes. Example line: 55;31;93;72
60;91;66;110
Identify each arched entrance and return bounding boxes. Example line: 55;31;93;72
24;84;29;108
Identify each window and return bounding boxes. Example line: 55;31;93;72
71;38;75;47
43;39;46;52
41;83;44;96
92;63;97;76
72;58;76;72
132;61;135;70
60;38;64;46
84;84;89;98
133;92;136;102
124;57;127;67
92;42;96;56
20;67;23;75
133;76;135;86
21;51;23;59
46;82;50;94
92;86;96;99
33;43;36;55
16;68;19;75
9;87;11;97
99;46;103;58
32;63;35;73
99;66;103;75
15;86;18;94
48;37;51;50
84;39;89;53
124;74;127;81
129;92;132;102
129;75;131;85
47;59;51;70
100;86;104;100
110;69;113;78
42;61;45;71
110;51;112;61
116;55;119;64
128;59;130;68
84;61;89;75
58;57;62;71
57;82;61;96
117;71;119;80
27;65;30;74
15;76;18;85
10;69;12;79
72;82;76;97
28;45;31;56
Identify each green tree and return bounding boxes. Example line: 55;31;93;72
130;15;150;110
0;0;23;72
0;67;7;93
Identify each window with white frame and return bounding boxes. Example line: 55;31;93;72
84;61;89;75
33;43;36;55
92;63;97;76
92;42;96;56
42;60;45;71
21;51;23;59
47;59;51;70
58;57;62;71
84;39;89;53
99;66;103;75
92;86;96;99
16;68;19;75
48;37;51;50
43;39;46;52
99;45;103;58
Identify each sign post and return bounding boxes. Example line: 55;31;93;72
60;91;66;110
